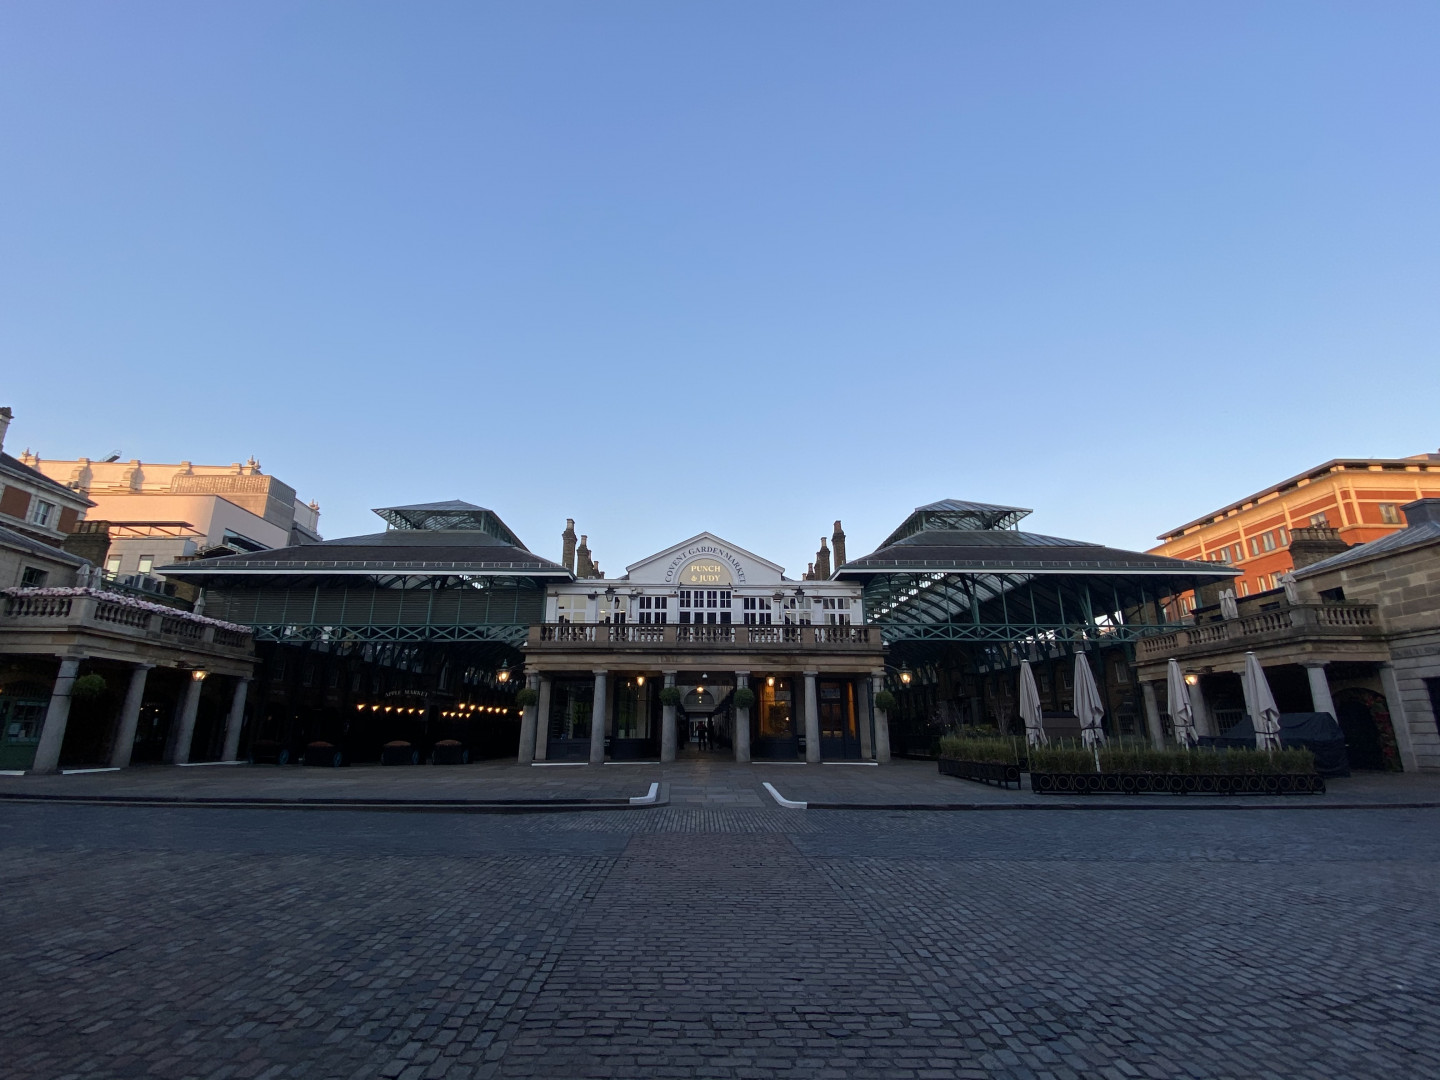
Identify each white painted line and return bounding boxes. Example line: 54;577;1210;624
629;782;661;806
531;761;587;766
177;760;247;767
763;781;807;810
822;761;879;766
0;770;26;776
604;760;660;765
60;767;121;775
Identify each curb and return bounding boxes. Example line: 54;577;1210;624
0;792;670;815
802;800;1440;812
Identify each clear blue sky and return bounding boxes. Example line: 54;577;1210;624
3;3;1437;571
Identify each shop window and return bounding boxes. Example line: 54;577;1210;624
1379;503;1400;525
20;566;48;587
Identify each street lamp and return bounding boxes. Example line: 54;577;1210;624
898;663;912;686
497;660;511;684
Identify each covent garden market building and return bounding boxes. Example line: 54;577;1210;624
152;498;1238;767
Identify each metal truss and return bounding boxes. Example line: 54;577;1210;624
872;620;1188;645
249;622;530;647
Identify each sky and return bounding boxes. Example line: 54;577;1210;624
2;2;1437;573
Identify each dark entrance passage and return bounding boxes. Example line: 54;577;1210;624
753;675;797;759
1333;687;1402;771
818;679;861;759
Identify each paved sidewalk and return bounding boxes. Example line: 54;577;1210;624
2;755;1438;810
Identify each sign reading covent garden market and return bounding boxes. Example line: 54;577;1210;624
152;499;1235;776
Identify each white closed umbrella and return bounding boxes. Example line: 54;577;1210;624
1167;659;1198;748
1243;651;1282;751
1019;660;1046;746
1074;654;1106;749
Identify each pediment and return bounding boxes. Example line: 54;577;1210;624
621;532;788;587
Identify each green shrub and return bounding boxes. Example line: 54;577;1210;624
514;687;539;707
71;673;108;699
658;687;684;707
873;690;897;713
732;687;756;709
938;735;1021;765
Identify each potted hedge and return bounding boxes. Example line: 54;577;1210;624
381;739;419;766
71;673;108;700
659;687;684;708
431;739;469;765
1028;743;1323;795
873;690;897;714
733;687;756;709
514;687;539;708
937;734;1024;789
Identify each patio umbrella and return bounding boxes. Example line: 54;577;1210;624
1019;660;1046;747
1243;651;1282;751
1074;654;1107;749
1167;659;1198;748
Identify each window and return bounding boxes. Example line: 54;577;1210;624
30;499;56;527
1248;537;1260;557
137;555;155;575
1278;527;1289;546
822;597;851;625
1238;581;1250;597
1380;503;1400;525
638;595;668;624
1261;531;1277;552
742;596;772;625
1310;512;1329;527
1320;586;1346;604
20;566;48;587
105;555;122;574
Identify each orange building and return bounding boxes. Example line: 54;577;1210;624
1149;450;1440;603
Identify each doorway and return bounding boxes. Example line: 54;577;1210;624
818;679;861;759
753;675;797;759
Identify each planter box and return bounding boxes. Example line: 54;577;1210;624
431;744;469;765
938;757;1022;789
1029;771;1324;795
302;744;344;768
381;744;420;766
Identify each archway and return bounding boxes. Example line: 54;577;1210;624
1333;687;1401;771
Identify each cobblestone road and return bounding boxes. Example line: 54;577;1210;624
3;803;1438;1079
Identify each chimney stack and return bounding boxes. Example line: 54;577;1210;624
562;518;577;574
1401;498;1440;527
831;520;846;569
1288;527;1349;570
814;537;831;580
576;534;595;578
0;406;11;455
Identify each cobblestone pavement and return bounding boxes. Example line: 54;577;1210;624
3;802;1438;1079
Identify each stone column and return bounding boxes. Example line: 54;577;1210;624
1141;680;1166;749
1379;663;1419;772
517;673;540;764
589;670;608;764
109;663;153;768
734;671;751;763
222;677;251;762
871;673;891;763
31;657;83;775
534;675;552;761
856;676;873;759
803;671;820;763
1304;663;1336;718
167;672;206;765
660;671;678;762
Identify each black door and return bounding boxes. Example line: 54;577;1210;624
818;680;861;759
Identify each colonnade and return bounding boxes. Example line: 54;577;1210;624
518;668;892;765
28;653;252;774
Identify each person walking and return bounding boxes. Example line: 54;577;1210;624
698;717;710;751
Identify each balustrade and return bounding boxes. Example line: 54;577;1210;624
1135;602;1381;662
529;621;878;650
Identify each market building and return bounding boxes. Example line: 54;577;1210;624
155;498;1237;767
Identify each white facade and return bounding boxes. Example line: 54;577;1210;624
543;532;864;627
